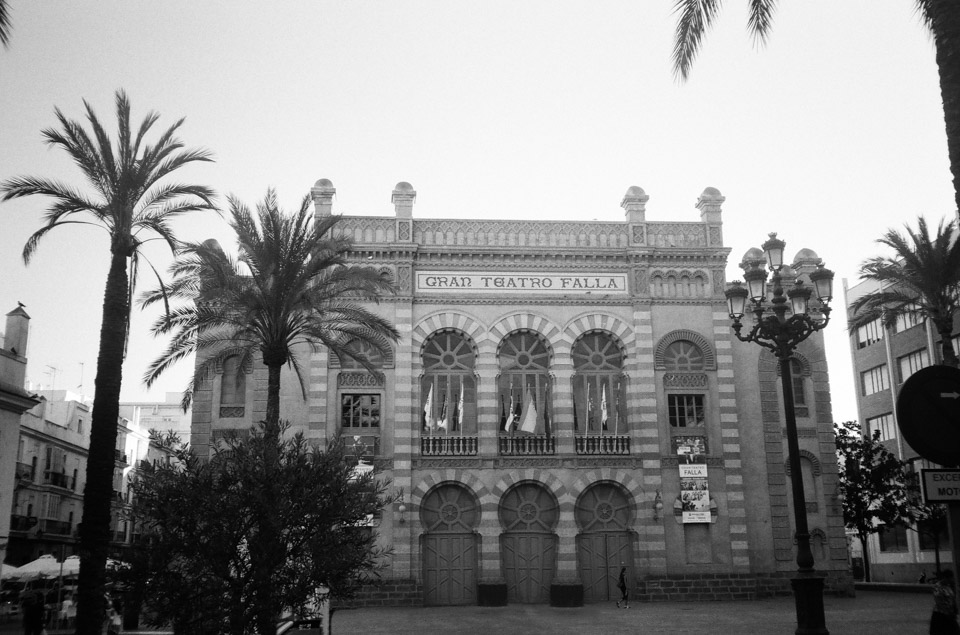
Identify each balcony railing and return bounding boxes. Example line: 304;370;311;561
10;515;38;532
421;436;478;456
574;435;631;455
498;434;556;456
114;449;128;464
44;471;71;489
39;518;72;536
15;462;35;482
112;529;127;543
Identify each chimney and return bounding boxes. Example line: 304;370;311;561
5;305;30;358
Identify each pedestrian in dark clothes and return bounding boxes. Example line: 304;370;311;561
616;566;630;609
931;569;960;635
20;588;46;635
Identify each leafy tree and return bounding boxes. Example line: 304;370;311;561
906;470;949;575
848;216;960;368
130;422;390;634
0;91;216;631
835;420;914;582
141;189;399;631
670;1;960;218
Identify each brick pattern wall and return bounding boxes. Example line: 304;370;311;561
636;570;854;602
333;579;424;608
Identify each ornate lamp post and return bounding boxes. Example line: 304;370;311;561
725;233;835;635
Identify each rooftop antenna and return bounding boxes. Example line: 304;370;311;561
44;365;60;390
77;362;85;394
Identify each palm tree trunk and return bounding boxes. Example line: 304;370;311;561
253;361;283;633
76;250;129;633
928;0;960;219
935;318;959;367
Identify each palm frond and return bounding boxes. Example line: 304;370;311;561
746;0;777;46
671;0;723;81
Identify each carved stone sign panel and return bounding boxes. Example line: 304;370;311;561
416;271;629;294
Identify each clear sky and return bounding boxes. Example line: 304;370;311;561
0;1;953;423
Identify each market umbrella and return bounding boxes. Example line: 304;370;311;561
60;555;80;576
12;554;61;580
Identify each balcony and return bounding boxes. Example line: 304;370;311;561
574;435;630;455
114;449;127;464
39;518;72;536
15;462;35;482
421;436;478;456
498;434;556;456
44;471;71;489
10;514;38;532
112;529;127;543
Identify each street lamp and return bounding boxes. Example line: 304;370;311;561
725;233;835;635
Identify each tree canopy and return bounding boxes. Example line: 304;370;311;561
835;420;914;582
130;423;391;634
849;216;960;367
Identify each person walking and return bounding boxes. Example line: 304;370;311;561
616;566;630;609
20;587;46;635
931;569;960;635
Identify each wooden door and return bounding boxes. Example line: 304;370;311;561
423;533;477;606
500;533;557;603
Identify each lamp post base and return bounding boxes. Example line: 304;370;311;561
791;571;828;635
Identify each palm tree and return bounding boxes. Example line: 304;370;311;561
0;0;11;48
671;1;960;218
141;189;399;633
0;90;216;632
849;216;960;367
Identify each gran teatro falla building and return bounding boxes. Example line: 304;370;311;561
190;180;853;605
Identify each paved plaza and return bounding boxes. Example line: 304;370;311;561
332;590;932;635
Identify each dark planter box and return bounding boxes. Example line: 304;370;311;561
550;582;584;607
478;582;508;606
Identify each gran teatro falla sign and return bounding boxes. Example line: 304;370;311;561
415;271;629;295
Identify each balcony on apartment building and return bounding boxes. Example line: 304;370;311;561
10;514;38;532
114;449;128;464
39;518;72;536
43;470;74;490
15;462;35;483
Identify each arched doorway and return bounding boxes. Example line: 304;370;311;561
498;482;559;603
420;483;480;605
575;482;635;602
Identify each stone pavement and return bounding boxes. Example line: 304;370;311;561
0;590;935;634
332;590;932;635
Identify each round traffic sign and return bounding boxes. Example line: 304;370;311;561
896;365;960;467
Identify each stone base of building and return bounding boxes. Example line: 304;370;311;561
332;579;423;608
636;571;855;602
333;571;854;607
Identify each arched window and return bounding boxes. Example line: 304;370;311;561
421;331;476;435
790;359;806;407
663;341;704;371
498;331;551;435
220;356;246;418
572;332;625;434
